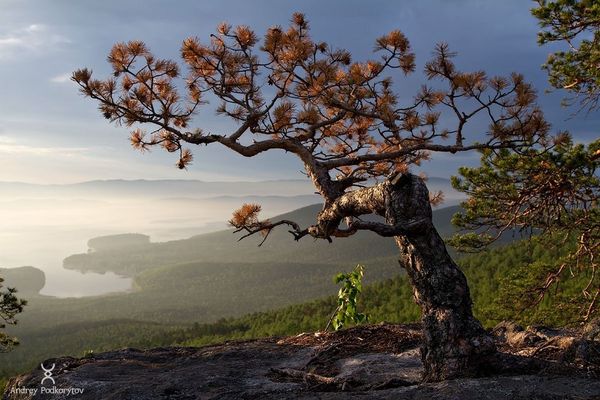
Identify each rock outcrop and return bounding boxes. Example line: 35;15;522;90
3;324;600;399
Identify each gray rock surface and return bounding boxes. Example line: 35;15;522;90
3;325;600;399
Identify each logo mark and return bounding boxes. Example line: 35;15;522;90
41;363;56;385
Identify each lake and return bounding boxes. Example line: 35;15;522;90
0;184;318;297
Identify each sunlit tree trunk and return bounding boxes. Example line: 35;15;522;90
316;173;496;381
387;174;496;381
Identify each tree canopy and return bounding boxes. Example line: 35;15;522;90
0;277;26;352
73;13;552;243
533;0;600;111
451;137;599;320
443;0;600;320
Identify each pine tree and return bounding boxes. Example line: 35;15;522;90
0;276;26;352
533;0;600;111
74;13;573;381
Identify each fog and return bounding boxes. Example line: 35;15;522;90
0;179;319;297
0;178;462;298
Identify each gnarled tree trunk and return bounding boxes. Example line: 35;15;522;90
386;174;495;381
315;173;496;381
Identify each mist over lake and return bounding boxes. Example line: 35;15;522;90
0;179;321;297
0;178;461;297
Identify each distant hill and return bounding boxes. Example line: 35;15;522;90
88;234;150;252
63;204;463;276
0;177;462;200
0;267;45;296
0;179;316;198
0;177;463;294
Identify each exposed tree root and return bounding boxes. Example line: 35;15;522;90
267;321;600;392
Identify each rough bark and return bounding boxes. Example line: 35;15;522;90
385;174;495;381
314;173;496;381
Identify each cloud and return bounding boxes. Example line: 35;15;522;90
50;73;72;84
0;134;235;183
0;136;87;156
0;24;70;59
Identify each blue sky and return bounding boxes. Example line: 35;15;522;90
0;0;597;184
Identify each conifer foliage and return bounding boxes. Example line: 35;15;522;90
0;277;26;352
451;137;599;320
533;0;600;110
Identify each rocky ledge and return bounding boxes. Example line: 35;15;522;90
3;323;600;399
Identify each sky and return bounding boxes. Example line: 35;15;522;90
0;0;597;184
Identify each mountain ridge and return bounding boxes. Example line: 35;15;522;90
0;176;452;186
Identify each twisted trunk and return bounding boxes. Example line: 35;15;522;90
316;173;496;381
386;174;495;381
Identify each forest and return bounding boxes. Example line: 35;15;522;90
0;229;586;391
